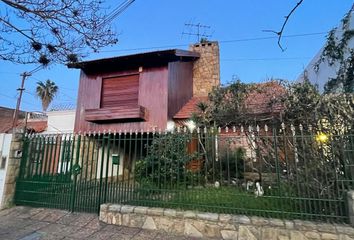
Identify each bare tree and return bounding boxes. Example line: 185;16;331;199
0;0;131;65
264;0;304;51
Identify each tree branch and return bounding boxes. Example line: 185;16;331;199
0;0;127;64
264;0;304;51
0;17;36;41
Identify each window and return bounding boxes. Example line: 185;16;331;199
85;74;146;122
100;74;139;108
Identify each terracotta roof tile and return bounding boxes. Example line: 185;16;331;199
173;97;208;119
22;120;47;133
244;81;285;115
0;121;13;133
0;118;47;133
173;82;285;120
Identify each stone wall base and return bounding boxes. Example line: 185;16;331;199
99;204;354;240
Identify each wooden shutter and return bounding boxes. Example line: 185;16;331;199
100;74;139;108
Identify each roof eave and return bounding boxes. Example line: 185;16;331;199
67;49;200;70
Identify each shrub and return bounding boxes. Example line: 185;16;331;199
135;133;203;188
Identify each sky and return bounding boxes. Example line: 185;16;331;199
0;0;353;112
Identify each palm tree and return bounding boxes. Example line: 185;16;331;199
36;80;58;112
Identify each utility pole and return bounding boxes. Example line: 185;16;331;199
12;72;31;129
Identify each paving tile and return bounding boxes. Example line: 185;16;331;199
132;229;158;240
41;210;68;223
0;207;17;217
110;233;134;240
17;207;46;219
37;223;81;238
19;231;42;240
58;213;95;227
0;207;220;240
154;233;189;240
83;218;107;230
117;226;141;235
26;221;51;231
85;230;116;240
69;227;98;239
35;232;65;240
31;211;52;221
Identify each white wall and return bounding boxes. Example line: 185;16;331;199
45;110;76;133
97;146;125;179
0;133;12;209
297;10;354;92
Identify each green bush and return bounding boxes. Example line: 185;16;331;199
135;133;203;188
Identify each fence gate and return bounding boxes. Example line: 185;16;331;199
14;132;139;213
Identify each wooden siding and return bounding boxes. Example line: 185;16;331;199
100;74;139;108
167;61;194;119
74;67;169;132
85;106;147;122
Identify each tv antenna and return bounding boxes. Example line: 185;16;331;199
182;22;213;42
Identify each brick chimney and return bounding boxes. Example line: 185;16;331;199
189;41;220;96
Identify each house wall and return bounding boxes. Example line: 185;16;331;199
74;66;169;133
96;145;125;180
167;61;194;119
297;9;354;92
45;110;76;133
0;133;12;209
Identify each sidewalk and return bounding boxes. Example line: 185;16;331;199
0;206;203;240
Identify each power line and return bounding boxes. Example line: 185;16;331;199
9;1;136;127
222;57;311;62
97;31;329;54
27;76;77;98
28;65;44;75
24;90;76;102
74;0;136;46
0;92;39;109
219;31;329;43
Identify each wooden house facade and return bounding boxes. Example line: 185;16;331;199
69;49;203;133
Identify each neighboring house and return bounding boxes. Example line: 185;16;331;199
68;41;220;133
0;106;48;134
297;6;354;92
0;105;76;207
0;107;47;209
173;81;286;180
44;108;76;134
174;81;285;123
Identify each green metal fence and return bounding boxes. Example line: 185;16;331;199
14;125;354;223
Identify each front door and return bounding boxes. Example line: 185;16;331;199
0;134;12;209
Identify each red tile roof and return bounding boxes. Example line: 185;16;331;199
0;121;13;133
0;108;47;134
0;120;48;134
23;120;48;133
173;96;208;119
244;81;285;115
173;81;285;120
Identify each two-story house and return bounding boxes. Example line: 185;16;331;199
69;41;220;133
67;41;220;181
